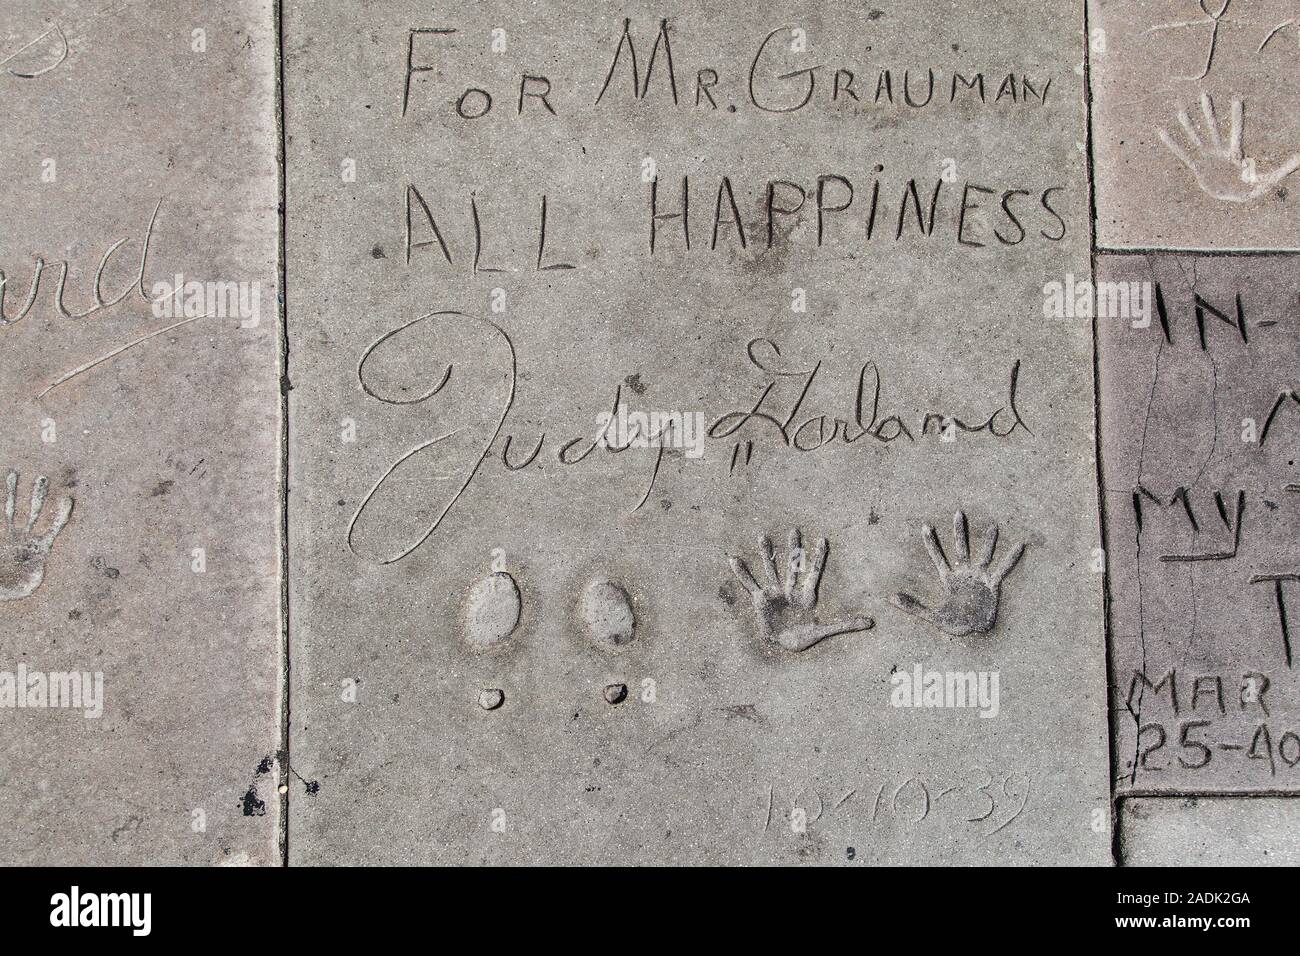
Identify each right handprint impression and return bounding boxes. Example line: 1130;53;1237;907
1158;93;1300;203
0;470;75;602
892;511;1026;638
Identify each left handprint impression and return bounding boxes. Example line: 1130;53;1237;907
728;529;873;652
0;470;75;602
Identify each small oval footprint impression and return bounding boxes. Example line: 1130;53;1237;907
581;578;636;649
465;572;522;650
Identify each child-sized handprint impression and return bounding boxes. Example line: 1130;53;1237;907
892;512;1025;638
0;470;75;602
729;529;873;652
1158;93;1300;203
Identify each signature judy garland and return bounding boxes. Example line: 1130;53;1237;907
347;311;1030;565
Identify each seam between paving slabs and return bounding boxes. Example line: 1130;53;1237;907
1080;0;1123;868
1097;246;1300;257
274;0;291;869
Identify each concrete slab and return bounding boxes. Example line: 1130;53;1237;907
0;0;281;864
1120;796;1300;865
285;0;1109;864
1097;253;1300;794
1089;0;1300;250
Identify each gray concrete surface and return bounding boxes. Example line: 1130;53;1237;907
0;0;281;864
1;0;1295;868
1121;797;1299;865
1099;254;1300;795
283;0;1108;865
1089;0;1300;250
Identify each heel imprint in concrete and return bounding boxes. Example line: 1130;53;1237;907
465;571;522;650
581;578;636;649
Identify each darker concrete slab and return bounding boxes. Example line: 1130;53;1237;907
1098;253;1300;794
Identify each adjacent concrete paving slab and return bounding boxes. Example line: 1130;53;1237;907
0;0;281;864
1098;253;1300;793
285;0;1109;864
1089;0;1300;250
1120;796;1300;865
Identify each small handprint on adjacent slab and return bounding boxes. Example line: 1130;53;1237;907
0;470;74;602
728;529;872;652
1158;94;1300;203
892;512;1025;638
